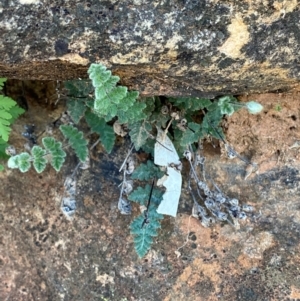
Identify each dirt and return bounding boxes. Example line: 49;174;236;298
1;81;300;301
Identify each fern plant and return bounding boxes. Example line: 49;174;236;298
88;63;148;124
0;78;25;171
130;204;163;258
128;162;164;258
7;125;88;173
5;63;264;258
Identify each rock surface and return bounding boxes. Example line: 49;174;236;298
1;81;300;300
0;1;300;96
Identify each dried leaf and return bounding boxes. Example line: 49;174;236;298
156;166;182;217
154;128;180;166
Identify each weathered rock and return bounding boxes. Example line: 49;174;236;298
0;1;300;96
1;81;300;300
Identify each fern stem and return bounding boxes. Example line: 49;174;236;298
119;144;134;172
163;117;174;140
90;138;100;151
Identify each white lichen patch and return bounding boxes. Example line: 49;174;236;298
218;16;250;59
184;29;216;51
18;0;40;4
0;18;17;30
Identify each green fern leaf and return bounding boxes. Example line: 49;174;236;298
67;98;86;124
217;96;235;116
42;137;66;171
8;105;25;123
7;155;20;169
128;184;163;206
0;121;11;142
59;125;88;162
169;97;212;112
88;63;143;123
128;121;152;150
0;95;17;141
142;97;156;116
180;122;202;146
31;145;47;173
172;128;186;158
149;111;170;128
202;110;225;140
108;86;128;104
64;80;94;98
88;64;112;87
131;160;164;181
130;205;163;258
17;152;31;173
0;110;12;120
0;164;4;171
117;102;147;124
94;96;111;113
103;104;118;121
116;91;139;111
141;138;155;156
85;110;115;153
0;96;16;111
0;94;25;142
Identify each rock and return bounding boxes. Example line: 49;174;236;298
1;80;300;300
0;1;299;96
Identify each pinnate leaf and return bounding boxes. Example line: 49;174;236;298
85;110;115;153
59;125;88;162
131;160;164;181
128;121;152;150
42;137;66;171
31;145;47;173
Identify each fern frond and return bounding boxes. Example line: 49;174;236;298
180;122;202;147
169;97;212;112
85;110;115;153
88;64;112;87
149;111;170;128
130;205;163;258
7;155;20;169
0;95;20;141
88;63;143;123
8;105;25;123
202;107;225;140
128;121;152;150
116;91;139;111
42;137;66;171
0;81;25;142
140;139;155;157
94;75;121;101
59;125;88;162
67;98;87;124
7;152;31;173
64;80;94;98
142;97;156;116
131;160;164;181
172;128;186;158
128;184;163;206
31;145;47;173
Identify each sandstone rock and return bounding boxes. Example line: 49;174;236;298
0;1;299;96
